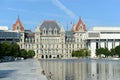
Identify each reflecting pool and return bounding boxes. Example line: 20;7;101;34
39;59;120;80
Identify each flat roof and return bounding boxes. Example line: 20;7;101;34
93;27;120;31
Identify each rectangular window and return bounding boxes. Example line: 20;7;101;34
37;44;38;48
72;44;74;48
77;44;79;48
96;42;98;49
62;44;63;48
37;39;38;42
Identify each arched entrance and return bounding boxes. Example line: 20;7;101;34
49;55;52;58
41;55;44;59
57;55;59;58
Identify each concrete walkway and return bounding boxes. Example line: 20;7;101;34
0;59;48;80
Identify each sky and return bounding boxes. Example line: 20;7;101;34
1;0;120;31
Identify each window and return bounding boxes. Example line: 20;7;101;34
43;28;46;35
21;44;22;48
79;25;82;30
41;45;43;48
112;42;114;48
62;44;63;48
54;28;57;34
29;44;30;48
21;39;22;42
37;44;38;48
96;42;98;49
37;39;38;42
77;39;79;42
17;26;20;30
72;44;74;48
77;44;79;48
44;30;46;34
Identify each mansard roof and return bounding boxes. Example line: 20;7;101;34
40;20;60;31
65;31;75;38
25;30;34;38
12;17;24;31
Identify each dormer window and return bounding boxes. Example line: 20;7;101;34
44;30;45;33
43;28;46;35
79;25;82;30
54;28;57;35
17;26;20;30
55;30;56;34
49;27;52;35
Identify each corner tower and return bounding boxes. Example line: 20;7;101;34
12;17;25;47
12;16;24;31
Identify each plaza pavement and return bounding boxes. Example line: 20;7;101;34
0;59;48;80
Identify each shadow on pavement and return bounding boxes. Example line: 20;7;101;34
0;70;16;78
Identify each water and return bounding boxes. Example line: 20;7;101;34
39;59;120;80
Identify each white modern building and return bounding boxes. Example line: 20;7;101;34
85;27;120;58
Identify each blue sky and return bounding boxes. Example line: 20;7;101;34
1;0;120;31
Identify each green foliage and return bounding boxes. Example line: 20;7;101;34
1;41;12;56
11;42;20;57
72;48;91;57
19;49;27;59
96;45;120;58
110;48;116;56
96;48;104;56
0;41;35;60
96;48;110;57
0;41;21;58
27;50;35;58
0;43;2;59
103;48;110;57
115;45;120;57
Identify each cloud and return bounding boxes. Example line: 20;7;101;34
51;0;78;20
8;8;25;12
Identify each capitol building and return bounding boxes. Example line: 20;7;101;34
1;17;120;59
11;17;86;59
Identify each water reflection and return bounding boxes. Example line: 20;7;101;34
39;59;120;80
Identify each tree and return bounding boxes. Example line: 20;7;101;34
103;48;110;57
0;43;2;59
1;41;12;56
19;49;27;59
72;50;75;57
96;48;110;57
11;42;20;57
27;50;35;58
115;45;120;57
72;48;91;57
83;48;91;57
110;48;116;57
96;48;104;57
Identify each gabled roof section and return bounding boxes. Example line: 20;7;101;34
75;18;86;31
12;16;24;31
